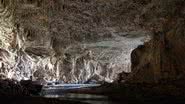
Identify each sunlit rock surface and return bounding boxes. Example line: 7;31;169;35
0;0;149;83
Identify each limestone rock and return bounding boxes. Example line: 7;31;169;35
0;0;147;83
128;0;185;83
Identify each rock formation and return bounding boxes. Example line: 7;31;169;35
129;0;185;83
1;0;184;84
0;0;147;83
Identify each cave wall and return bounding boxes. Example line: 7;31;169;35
0;0;147;83
0;0;18;79
2;0;184;83
129;0;185;83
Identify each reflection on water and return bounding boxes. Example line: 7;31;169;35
42;84;121;104
44;93;118;104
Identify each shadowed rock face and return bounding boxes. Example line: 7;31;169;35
0;0;148;83
128;0;185;83
130;20;185;83
0;79;29;96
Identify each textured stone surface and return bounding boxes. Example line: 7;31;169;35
2;0;184;84
128;0;185;83
0;0;147;83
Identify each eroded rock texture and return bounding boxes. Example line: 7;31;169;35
0;0;147;83
128;0;185;83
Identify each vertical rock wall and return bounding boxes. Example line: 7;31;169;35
129;0;185;83
0;0;18;79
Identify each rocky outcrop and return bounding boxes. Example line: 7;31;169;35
129;0;185;83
